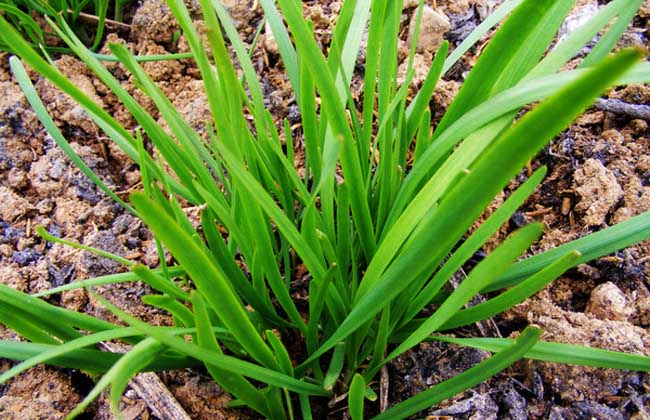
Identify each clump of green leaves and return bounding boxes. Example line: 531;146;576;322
0;0;133;54
0;0;649;418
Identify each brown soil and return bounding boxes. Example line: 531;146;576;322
0;0;649;419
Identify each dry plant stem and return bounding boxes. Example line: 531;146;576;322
67;9;132;30
99;342;192;420
380;366;389;413
594;98;650;121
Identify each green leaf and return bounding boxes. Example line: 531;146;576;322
431;335;650;372
276;0;376;259
488;211;650;292
531;0;642;77
109;340;163;417
323;342;346;391
192;293;272;418
130;193;280;370
442;0;523;74
380;223;543;373
348;374;366;420
396;166;547;327
32;266;186;298
93;292;328;396
266;330;294;376
0;327;206;383
142;295;195;328
435;0;573;136
440;250;581;330
0;284;117;334
67;338;163;419
132;265;189;301
36;225;132;266
405;41;448;141
581;0;643;68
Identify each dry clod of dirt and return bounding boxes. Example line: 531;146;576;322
436;0;471;15
131;0;179;45
263;20;279;55
407;6;451;54
402;0;420;10
0;186;34;222
397;53;431;87
585;281;634;322
509;296;650;403
573;158;623;226
613;176;650;224
162;371;244;420
549;402;627;420
642;0;650;17
429;392;498;419
0;396;65;420
140;42;184;82
0;365;84;420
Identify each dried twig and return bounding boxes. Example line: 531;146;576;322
68;10;132;30
380;366;389;413
99;342;192;420
594;98;650;121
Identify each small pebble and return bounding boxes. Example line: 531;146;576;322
585;282;633;321
7;167;28;189
631;119;648;134
35;198;55;214
408;6;451;54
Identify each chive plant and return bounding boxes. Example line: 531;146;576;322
0;0;133;54
1;0;650;418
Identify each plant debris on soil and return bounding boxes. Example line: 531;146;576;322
0;0;650;419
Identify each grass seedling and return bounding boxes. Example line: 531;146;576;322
1;0;649;418
0;0;134;54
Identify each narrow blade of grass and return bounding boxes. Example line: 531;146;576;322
0;284;117;333
442;0;523;74
67;337;163;419
192;293;271;418
32;266;185;298
92;293;328;396
380;223;543;373
396;166;547;326
432;335;650;372
349;373;366;420
441;250;581;330
0;326;205;384
581;0;643;68
130;192;280;370
435;0;573;136
487;210;650;292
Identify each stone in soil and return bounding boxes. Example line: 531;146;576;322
573;158;623;226
585;281;634;322
407;5;451;54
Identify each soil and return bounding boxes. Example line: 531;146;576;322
0;0;649;419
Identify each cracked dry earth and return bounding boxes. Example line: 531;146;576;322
1;0;650;419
